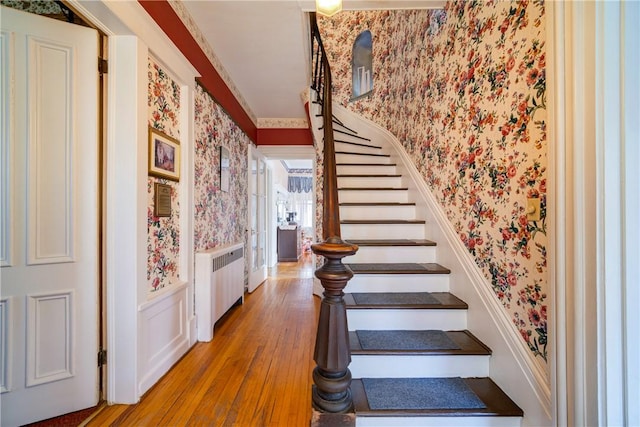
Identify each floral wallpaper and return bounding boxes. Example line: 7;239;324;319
318;0;548;365
193;84;249;277
1;0;62;14
147;59;181;292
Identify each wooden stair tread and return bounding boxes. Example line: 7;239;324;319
344;291;465;309
340;202;415;206
341;219;425;225
347;262;451;274
338;187;408;191
334;139;382;150
337;162;397;167
336;151;390;157
352;377;524;417
349;330;491;355
337;174;402;178
346;239;436;247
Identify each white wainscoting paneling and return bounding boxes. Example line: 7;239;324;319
138;284;190;395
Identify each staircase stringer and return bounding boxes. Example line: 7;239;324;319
326;101;553;427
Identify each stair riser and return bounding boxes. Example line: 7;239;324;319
346;274;450;293
337;164;397;175
342;223;426;240
345;246;437;264
350;355;490;378
339;190;409;204
335;141;383;155
356;416;523;427
336;153;392;164
338;176;403;188
340;205;416;221
347;309;467;331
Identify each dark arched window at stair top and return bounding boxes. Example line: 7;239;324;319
351;30;373;101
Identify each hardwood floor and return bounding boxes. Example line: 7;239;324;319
86;254;318;426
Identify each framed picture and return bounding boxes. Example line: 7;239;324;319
220;146;230;192
149;127;180;181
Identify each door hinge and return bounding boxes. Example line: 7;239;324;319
98;58;108;75
98;348;107;367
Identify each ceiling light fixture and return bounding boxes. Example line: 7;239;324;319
316;0;342;17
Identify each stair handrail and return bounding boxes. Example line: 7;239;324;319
308;12;358;417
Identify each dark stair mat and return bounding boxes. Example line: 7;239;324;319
361;377;486;410
346;292;467;309
353;378;524;417
347;263;451;274
356;330;461;351
352;292;439;305
350;330;492;355
345;239;435;246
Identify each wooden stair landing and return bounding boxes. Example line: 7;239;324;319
349;330;491;356
352;377;524;418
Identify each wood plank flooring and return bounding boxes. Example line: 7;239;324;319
86;254;318;427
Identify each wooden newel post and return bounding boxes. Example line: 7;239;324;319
312;237;358;413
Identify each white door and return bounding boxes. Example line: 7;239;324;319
248;145;267;292
0;7;99;426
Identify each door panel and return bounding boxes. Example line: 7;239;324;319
248;146;267;292
0;7;99;426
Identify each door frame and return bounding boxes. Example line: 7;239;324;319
67;0;198;404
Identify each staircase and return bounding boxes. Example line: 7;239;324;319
329;117;523;426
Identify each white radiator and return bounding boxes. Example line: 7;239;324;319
195;242;244;342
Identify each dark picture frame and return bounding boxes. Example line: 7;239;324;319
149;126;180;181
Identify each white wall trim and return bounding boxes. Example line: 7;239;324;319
103;34;147;404
327;102;552;426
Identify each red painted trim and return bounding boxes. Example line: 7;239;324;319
139;0;258;142
257;128;313;146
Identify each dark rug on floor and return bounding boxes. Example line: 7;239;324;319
352;292;439;305
362;377;486;410
356;330;460;351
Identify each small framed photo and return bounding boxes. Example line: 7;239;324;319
149;127;180;181
220;146;230;192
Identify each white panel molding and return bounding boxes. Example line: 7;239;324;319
26;37;73;265
0;297;11;393
328;102;552;426
0;30;12;267
137;284;189;395
26;291;73;387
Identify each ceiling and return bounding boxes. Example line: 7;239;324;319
180;1;446;125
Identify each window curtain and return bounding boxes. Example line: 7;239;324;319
289;191;313;228
288;176;313;193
